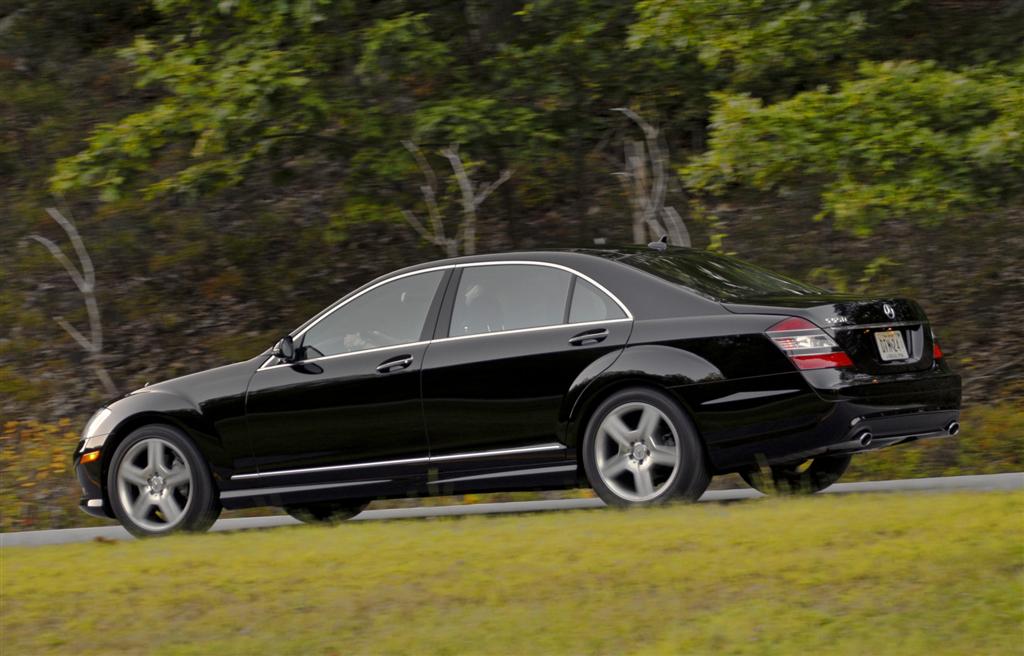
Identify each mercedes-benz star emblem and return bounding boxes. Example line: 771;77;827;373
883;303;896;319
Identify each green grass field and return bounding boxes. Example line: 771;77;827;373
2;491;1022;655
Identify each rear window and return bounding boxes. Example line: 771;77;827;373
624;250;825;302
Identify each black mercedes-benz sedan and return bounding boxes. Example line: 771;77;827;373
73;247;961;536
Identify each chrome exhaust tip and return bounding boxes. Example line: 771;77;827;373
946;421;960;436
858;431;873;447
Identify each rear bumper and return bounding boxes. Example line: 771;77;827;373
772;407;960;464
705;366;962;470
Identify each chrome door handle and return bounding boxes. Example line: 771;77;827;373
568;329;609;346
376;355;414;373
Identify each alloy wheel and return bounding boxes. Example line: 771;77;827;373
595;401;681;502
115;437;194;532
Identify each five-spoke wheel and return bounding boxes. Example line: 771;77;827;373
594;401;680;501
115;438;193;531
583;387;709;506
108;425;220;537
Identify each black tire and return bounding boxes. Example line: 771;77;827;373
284;500;370;524
740;454;851;494
107;424;221;538
582;387;710;507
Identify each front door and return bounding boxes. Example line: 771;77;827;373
244;269;449;491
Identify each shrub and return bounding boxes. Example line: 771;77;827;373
0;419;106;531
845;400;1024;481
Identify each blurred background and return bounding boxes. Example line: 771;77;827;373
2;0;1022;530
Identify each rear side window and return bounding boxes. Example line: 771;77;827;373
569;278;626;323
450;264;572;337
301;270;444;358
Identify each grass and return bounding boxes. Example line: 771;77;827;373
2;491;1022;655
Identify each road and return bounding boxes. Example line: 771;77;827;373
3;472;1021;548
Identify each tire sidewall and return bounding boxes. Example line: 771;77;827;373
582;387;707;506
106;424;219;537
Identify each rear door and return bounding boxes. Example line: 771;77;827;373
420;262;632;480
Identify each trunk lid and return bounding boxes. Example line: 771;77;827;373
725;294;935;374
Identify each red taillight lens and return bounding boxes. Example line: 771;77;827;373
791;352;854;370
932;336;943;360
767;317;853;371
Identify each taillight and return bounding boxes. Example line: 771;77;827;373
931;330;943;360
766;317;853;370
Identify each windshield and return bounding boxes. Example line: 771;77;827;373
623;249;827;302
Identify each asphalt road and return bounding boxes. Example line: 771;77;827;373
3;472;1021;548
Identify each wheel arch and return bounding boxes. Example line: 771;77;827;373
565;344;722;472
100;413;192;493
97;402;229;509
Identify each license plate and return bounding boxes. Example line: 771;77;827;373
874;330;909;361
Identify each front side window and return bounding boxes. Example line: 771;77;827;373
301;270;444;358
449;264;572;337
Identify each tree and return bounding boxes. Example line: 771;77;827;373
25;208;118;396
685;60;1024;235
612;108;690;246
400;141;512;257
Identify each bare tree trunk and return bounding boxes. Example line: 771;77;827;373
402;141;511;257
612;108;692;247
27;207;118;397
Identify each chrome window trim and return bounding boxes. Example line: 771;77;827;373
231;442;566;480
259;340;431;372
452;259;633;324
435;317;632;344
259;265;454;370
258;259;634;370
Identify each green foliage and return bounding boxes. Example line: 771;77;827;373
631;0;1024;97
686;60;1024;235
50;1;339;201
631;0;901;96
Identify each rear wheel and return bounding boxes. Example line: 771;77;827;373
284;500;370;524
107;424;221;537
583;387;709;507
740;454;851;494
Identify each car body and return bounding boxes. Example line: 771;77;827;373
73;247;961;534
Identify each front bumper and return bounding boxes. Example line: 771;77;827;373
78;496;110;519
73;438;114;519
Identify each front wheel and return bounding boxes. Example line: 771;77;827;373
107;424;221;537
284;500;370;524
583;387;710;507
740;454;851;494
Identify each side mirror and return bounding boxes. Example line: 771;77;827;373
272;335;296;362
